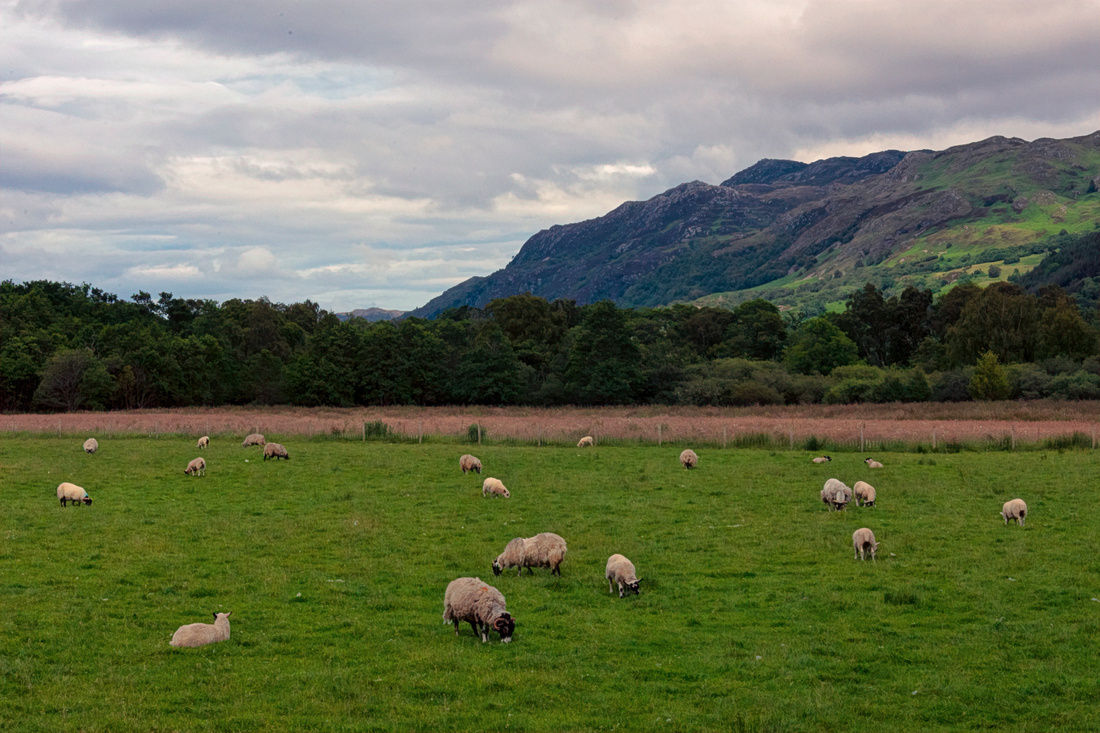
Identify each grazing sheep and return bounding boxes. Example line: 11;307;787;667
83;438;98;454
852;528;879;561
459;454;482;474
864;457;883;468
57;482;92;507
605;553;643;598
197;436;210;449
821;478;851;510
853;480;876;507
442;577;514;643
1002;498;1027;526
493;532;568;577
812;455;832;463
184;457;206;477
680;449;698;469
241;433;266;447
577;436;594;448
482;477;510;498
170;612;232;647
263;442;289;461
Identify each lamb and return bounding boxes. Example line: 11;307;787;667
57;482;92;506
170;611;232;647
442;577;514;643
820;478;851;510
241;433;266;447
184;457;206;477
577;436;594;447
812;456;832;463
482;477;510;498
459;454;482;474
605;553;643;598
853;480;876;507
680;449;698;469
1002;498;1027;526
263;442;289;461
493;532;568;576
852;528;879;561
197;436;210;449
864;457;883;468
83;438;98;454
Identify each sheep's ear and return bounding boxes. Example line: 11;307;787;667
213;612;218;620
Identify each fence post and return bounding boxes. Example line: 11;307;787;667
1011;426;1016;451
477;422;481;445
932;428;937;451
362;422;366;441
538;426;542;447
789;428;794;450
418;421;423;444
723;426;727;449
859;422;864;453
657;424;662;446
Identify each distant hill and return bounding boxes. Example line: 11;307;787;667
409;131;1100;318
335;307;405;322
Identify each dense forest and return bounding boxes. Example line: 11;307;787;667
3;235;1099;412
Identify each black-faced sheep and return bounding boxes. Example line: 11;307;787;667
821;478;851;510
680;449;698;469
460;454;482;474
442;577;514;643
852;527;879;561
853;480;876;507
493;532;567;576
242;433;265;447
57;482;92;506
83;438;98;454
263;443;289;461
482;477;510;498
606;553;642;597
864;457;883;468
184;457;206;476
1002;498;1027;526
812;455;831;463
170;611;231;647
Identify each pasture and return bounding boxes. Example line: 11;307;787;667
1;436;1098;731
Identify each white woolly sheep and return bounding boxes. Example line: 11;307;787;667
1002;498;1027;526
493;532;568;577
821;478;851;510
852;528;879;561
57;482;92;507
184;457;206;477
482;477;510;498
170;611;232;647
812;455;832;464
460;454;482;474
853;480;876;507
605;553;643;598
241;433;266;447
197;436;210;449
442;577;514;643
263;442;289;461
680;448;698;469
864;457;883;468
83;438;98;454
577;436;594;448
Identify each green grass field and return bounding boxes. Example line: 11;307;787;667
2;436;1099;732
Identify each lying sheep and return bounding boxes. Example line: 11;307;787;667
170;611;232;647
57;482;92;506
1002;498;1027;526
606;553;643;598
864;457;883;468
241;433;265;447
821;478;851;511
184;457;206;477
460;454;482;474
577;436;594;448
493;532;567;576
680;449;698;469
442;577;514;643
197;436;210;449
812;455;832;464
853;480;876;507
263;442;289;461
83;438;98;454
482;477;510;498
852;528;879;561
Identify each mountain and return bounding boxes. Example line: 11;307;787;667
410;132;1100;318
335;307;405;322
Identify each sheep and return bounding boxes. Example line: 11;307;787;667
197;436;210;449
812;455;832;464
853;480;876;507
442;577;514;643
577;436;594;448
57;482;92;506
242;433;266;447
680;449;698;469
821;478;851;510
864;457;883;468
83;438;98;454
170;611;232;647
493;532;567;577
460;454;482;474
263;442;289;461
852;528;879;561
482;477;510;498
606;553;643;598
1002;498;1027;526
184;457;206;477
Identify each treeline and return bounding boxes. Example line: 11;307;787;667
2;272;1099;412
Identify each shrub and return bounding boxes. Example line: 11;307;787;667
364;421;392;439
930;369;972;402
1047;371;1100;400
823;378;879;405
969;351;1010;401
466;423;487;443
729;382;784;407
1008;363;1052;399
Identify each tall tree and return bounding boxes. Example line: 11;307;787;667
563;301;642;404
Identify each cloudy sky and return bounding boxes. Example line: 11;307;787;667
2;1;1098;312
